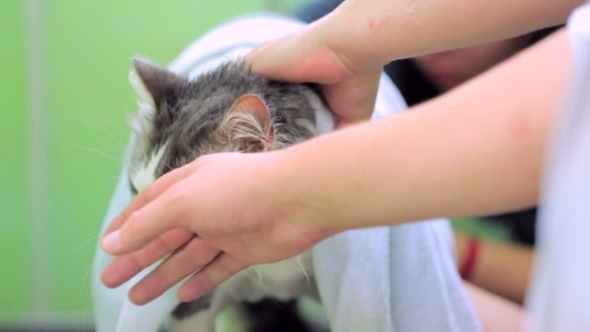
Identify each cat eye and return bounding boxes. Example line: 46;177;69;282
274;114;286;124
129;180;139;196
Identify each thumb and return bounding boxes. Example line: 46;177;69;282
245;25;350;84
323;70;381;129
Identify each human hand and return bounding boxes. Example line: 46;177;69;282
99;152;326;305
244;19;384;129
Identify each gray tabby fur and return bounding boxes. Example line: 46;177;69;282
126;57;328;332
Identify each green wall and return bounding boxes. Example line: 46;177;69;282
0;0;32;319
1;0;313;324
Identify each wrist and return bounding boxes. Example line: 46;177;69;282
315;3;389;76
270;145;346;242
458;235;481;281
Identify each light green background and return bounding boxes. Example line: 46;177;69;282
1;0;32;320
0;0;309;325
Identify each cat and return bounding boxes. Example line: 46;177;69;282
125;57;333;332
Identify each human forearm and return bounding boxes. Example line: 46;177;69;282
319;0;582;68
456;234;533;304
277;29;572;236
463;281;526;332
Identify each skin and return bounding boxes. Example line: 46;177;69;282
410;37;538;304
100;27;573;306
463;281;526;331
412;37;530;91
319;0;578;63
455;233;534;304
244;0;583;128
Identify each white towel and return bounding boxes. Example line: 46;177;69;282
91;13;481;332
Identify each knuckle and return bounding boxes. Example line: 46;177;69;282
166;184;190;217
220;255;244;275
186;239;210;267
143;181;161;203
151;256;187;289
125;210;143;234
150;237;174;260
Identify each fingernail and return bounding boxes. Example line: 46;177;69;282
102;230;121;253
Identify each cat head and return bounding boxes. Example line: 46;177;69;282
126;57;327;195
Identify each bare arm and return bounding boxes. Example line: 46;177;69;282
463;281;526;332
277;28;573;236
320;0;583;66
247;1;581;128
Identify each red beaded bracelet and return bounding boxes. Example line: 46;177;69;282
459;237;480;280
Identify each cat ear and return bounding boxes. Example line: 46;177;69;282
129;57;185;108
225;94;275;152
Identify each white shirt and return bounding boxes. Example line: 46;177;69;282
526;3;590;331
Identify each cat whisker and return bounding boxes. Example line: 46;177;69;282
242;268;278;302
163;161;174;172
79;261;96;304
238;267;263;289
72;231;103;253
70;144;123;166
269;295;284;310
63;116;126;145
103;175;125;181
295;255;310;286
65;116;118;124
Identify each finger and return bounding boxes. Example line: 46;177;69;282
102;161;195;237
177;254;247;303
100;228;194;288
323;71;380;128
245;27;346;84
127;237;221;305
245;34;306;80
101;181;195;255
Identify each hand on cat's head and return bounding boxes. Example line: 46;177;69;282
244;22;382;130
